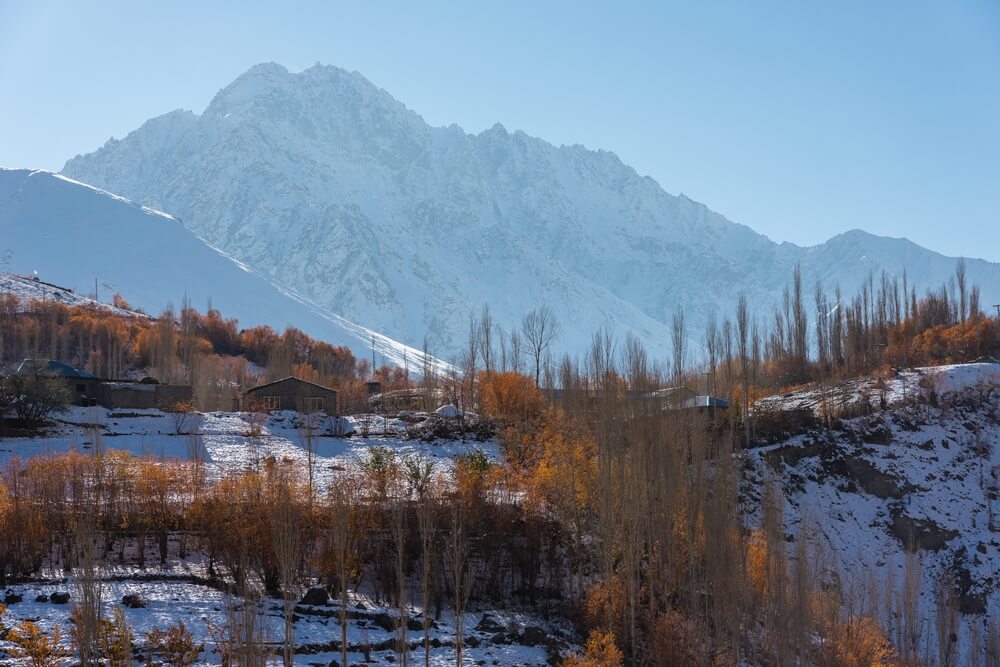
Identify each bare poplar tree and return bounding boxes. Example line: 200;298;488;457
329;474;360;667
446;499;471;667
268;473;302;667
389;465;410;666
522;306;561;387
421;336;435;411
73;512;104;667
477;304;495;377
508;329;523;375
736;293;752;448
462;312;481;419
298;408;319;507
986;618;1000;667
935;573;960;667
671;308;685;384
897;551;924;662
957;258;968;322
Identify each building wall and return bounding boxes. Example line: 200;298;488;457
62;378;103;406
239;377;337;414
96;383;193;410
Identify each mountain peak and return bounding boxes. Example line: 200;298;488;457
241;61;290;78
202;61;423;134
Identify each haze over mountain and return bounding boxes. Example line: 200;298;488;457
61;62;1000;362
0;168;440;371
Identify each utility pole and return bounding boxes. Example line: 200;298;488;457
993;304;1000;320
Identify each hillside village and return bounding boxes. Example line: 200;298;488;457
0;258;999;665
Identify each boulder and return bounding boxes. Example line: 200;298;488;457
122;593;145;608
51;591;71;604
519;626;547;646
300;586;329;606
4;589;22;604
476;613;505;633
435;404;462;418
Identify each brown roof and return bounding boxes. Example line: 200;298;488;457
239;375;337;396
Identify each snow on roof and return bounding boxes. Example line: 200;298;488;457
13;358;96;379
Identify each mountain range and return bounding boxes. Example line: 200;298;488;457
59;62;1000;362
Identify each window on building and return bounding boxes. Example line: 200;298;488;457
258;396;280;411
302;396;324;413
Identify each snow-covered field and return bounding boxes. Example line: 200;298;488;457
0;569;571;665
746;362;1000;662
0;407;500;486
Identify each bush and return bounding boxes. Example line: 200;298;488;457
145;620;203;667
562;629;623;667
167;400;197;435
7;372;72;427
99;607;134;667
7;620;67;667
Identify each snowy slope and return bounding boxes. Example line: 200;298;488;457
61;62;1000;361
0;168;447;371
747;363;1000;662
0;271;145;317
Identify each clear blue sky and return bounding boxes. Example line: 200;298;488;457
2;1;998;260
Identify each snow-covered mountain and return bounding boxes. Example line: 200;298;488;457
0;168;445;371
62;62;1000;361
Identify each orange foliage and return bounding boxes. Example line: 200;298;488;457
744;530;770;600
563;629;624;667
531;408;597;513
582;577;629;647
479;372;544;424
479;372;545;469
815;613;901;667
292;362;319;382
909;318;996;365
7;620;66;666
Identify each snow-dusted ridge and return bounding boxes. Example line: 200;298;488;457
45;169;179;222
0;271;146;318
0;168;450;374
